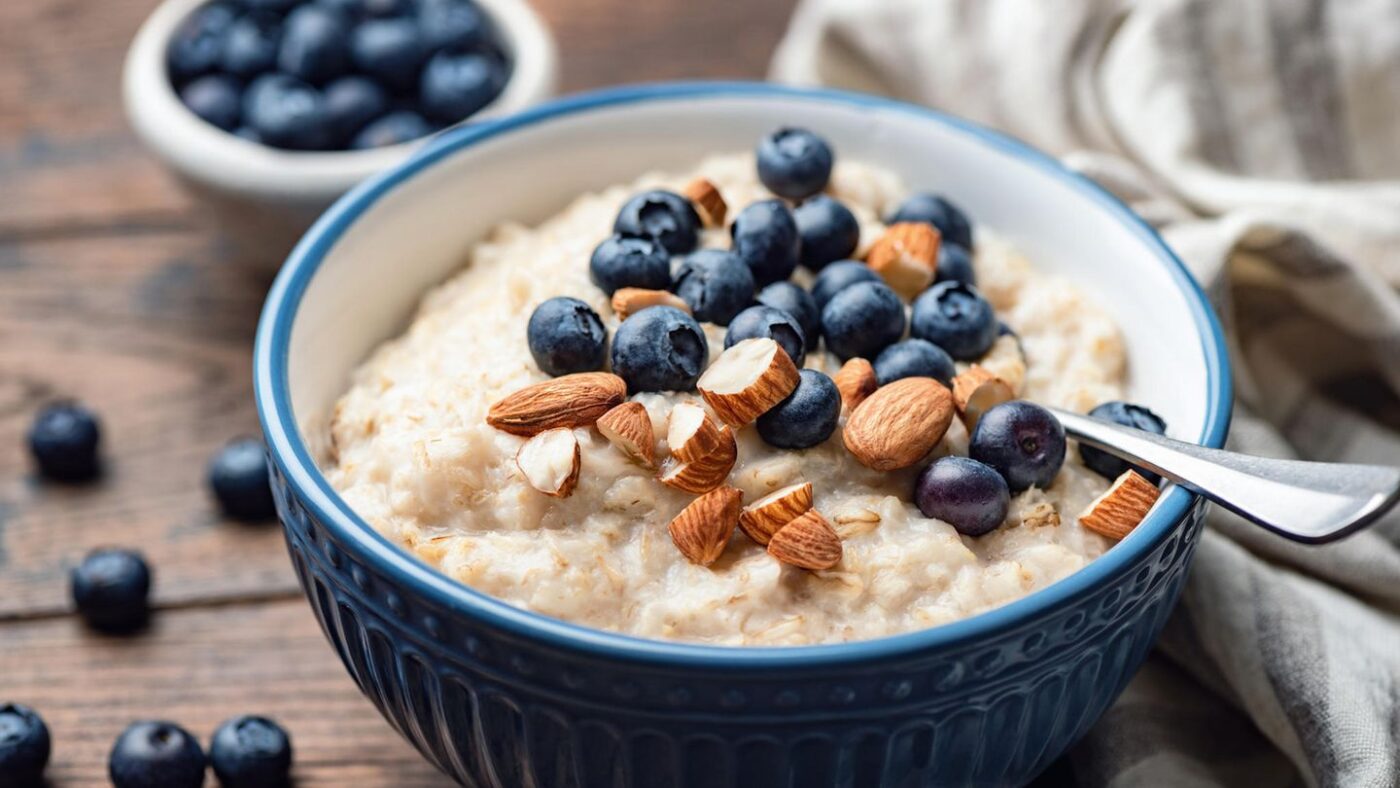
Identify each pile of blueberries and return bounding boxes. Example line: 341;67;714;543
527;127;1167;537
168;0;511;150
3;404;297;787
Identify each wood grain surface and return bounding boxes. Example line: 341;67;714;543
0;0;796;784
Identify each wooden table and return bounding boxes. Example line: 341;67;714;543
0;1;796;783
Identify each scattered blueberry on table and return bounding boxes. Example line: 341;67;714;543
209;437;278;521
167;0;511;150
725;305;807;368
27;401;102;482
730;198;800;286
0;703;51;787
970;401;1067;493
109;720;207;788
873;338;955;387
611;306;708;393
793;194;859;270
756;369;841;450
914;457;1010;536
210;715;294;788
910;281;998;360
71;548;153;634
1080;401;1168;483
527;297;607;376
756;127;833;200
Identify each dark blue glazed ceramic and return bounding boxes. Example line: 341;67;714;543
255;83;1232;787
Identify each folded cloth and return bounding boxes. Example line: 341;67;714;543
772;1;1400;785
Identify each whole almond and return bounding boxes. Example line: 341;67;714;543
866;222;940;298
683;177;728;228
738;482;814;545
697;337;800;426
669;486;743;565
514;428;581;498
487;372;626;436
767;510;842;570
612;288;692;321
658;426;737;493
1078;470;1160;540
952;365;1015;431
667;402;726;463
596;401;656;467
833;357;878;412
843;377;954;470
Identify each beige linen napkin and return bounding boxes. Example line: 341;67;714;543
772;1;1400;785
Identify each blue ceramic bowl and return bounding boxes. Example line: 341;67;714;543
255;83;1231;787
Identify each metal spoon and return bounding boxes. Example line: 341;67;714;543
1049;408;1400;544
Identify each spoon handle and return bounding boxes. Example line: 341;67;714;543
1049;408;1400;544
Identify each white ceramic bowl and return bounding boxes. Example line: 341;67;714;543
123;0;556;271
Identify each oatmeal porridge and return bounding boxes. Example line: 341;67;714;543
321;131;1154;646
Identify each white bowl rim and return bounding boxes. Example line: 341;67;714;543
122;0;557;198
254;81;1234;668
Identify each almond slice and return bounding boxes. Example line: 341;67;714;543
843;377;954;470
596;401;655;468
866;222;940;298
515;428;581;498
767;509;842;570
487;372;627;436
657;426;737;493
833;357;878;413
612;288;692;321
683;177;727;228
667;402;725;463
738;482;813;545
952;365;1015;431
668;486;743;565
1078;470;1160;540
697;338;800;426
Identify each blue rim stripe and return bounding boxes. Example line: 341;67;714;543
254;81;1233;668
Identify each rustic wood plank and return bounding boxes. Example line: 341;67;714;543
0;229;288;618
0;598;449;786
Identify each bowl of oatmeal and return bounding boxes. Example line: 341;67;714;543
255;83;1231;786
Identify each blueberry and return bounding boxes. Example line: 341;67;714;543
28;402;101;481
887;192;974;249
873;339;955;386
418;0;493;52
1080;401;1167;484
210;715;293;788
349;110;433;149
179;74;243;131
278;4;350;84
729;199;799;286
794;195;858;270
809;259;878;311
588;234;671;295
243;73;332;150
356;0;414;16
614;190;700;255
755;281;819;353
323;76;389;141
233;126;262;142
819;280;905;361
527;297;607;376
109;721;206;788
725;305;806;367
0;703;51;786
220;13;280;79
910;281;997;361
611;306;708;393
209;437;277;521
756;127;833;200
672;249;755;326
756;369;840;449
419;51;505;124
350;18;426;92
914;456;1010;536
969;401;1066;492
71;548;151;633
167;3;237;83
241;0;298;12
934;242;975;286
